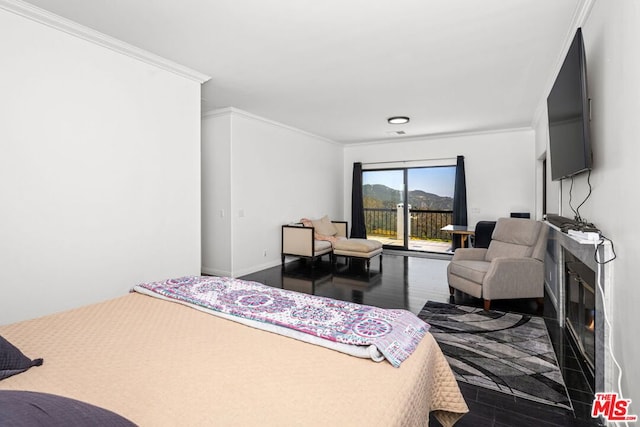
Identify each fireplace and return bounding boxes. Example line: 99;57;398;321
565;250;596;388
545;224;612;394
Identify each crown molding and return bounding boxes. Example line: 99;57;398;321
202;107;235;119
203;107;342;146
346;126;534;148
0;0;210;84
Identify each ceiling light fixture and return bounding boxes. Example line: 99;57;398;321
388;116;410;125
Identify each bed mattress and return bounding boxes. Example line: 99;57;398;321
0;292;467;426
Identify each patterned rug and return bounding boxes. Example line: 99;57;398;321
418;301;573;410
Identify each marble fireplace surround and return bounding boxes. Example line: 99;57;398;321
545;223;614;394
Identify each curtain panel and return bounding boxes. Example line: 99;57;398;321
350;162;367;238
452;155;468;250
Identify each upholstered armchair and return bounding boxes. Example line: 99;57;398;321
447;217;549;310
281;217;347;265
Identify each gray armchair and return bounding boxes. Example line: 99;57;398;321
447;217;548;310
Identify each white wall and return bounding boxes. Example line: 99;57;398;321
534;105;561;217
0;8;204;324
201;112;233;276
202;108;344;277
343;129;537;224
560;0;640;404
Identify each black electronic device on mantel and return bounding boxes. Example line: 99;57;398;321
547;28;593;181
545;214;599;233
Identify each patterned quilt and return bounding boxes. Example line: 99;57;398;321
134;276;429;367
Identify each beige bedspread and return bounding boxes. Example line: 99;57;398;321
0;293;468;426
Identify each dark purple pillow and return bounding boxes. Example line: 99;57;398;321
0;390;137;426
0;335;43;380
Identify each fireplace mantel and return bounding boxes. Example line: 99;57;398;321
544;223;614;394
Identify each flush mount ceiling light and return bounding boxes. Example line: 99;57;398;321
387;116;410;125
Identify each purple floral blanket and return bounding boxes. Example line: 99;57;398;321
134;276;429;367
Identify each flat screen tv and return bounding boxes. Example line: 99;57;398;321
547;28;592;181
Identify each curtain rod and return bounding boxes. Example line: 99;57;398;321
362;156;458;166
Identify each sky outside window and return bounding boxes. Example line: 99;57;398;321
363;166;455;197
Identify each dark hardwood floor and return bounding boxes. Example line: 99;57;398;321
240;252;602;427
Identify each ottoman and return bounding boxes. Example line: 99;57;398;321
332;239;383;273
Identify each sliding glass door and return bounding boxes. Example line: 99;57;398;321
363;166;455;252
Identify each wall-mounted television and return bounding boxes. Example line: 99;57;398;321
547;28;592;181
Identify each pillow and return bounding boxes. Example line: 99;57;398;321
0;335;43;381
0;390;137;426
311;215;338;237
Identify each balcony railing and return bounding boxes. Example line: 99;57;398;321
364;208;453;241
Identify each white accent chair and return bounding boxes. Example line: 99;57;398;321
281;219;347;265
281;216;383;273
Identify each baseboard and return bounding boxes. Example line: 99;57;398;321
233;259;283;278
202;259;283;278
200;266;231;277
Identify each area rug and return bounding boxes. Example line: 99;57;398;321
418;301;573;410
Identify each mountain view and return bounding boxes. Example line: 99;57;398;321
363;184;453;211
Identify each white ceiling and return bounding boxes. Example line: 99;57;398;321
23;0;584;143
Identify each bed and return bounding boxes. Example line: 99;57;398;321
0;276;468;426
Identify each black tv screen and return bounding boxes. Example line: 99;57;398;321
547;28;592;181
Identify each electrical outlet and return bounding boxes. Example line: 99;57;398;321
263;250;267;257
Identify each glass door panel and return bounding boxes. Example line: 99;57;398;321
406;167;455;252
362;170;404;248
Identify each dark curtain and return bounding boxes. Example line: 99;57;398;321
452;155;468;250
350;162;367;238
